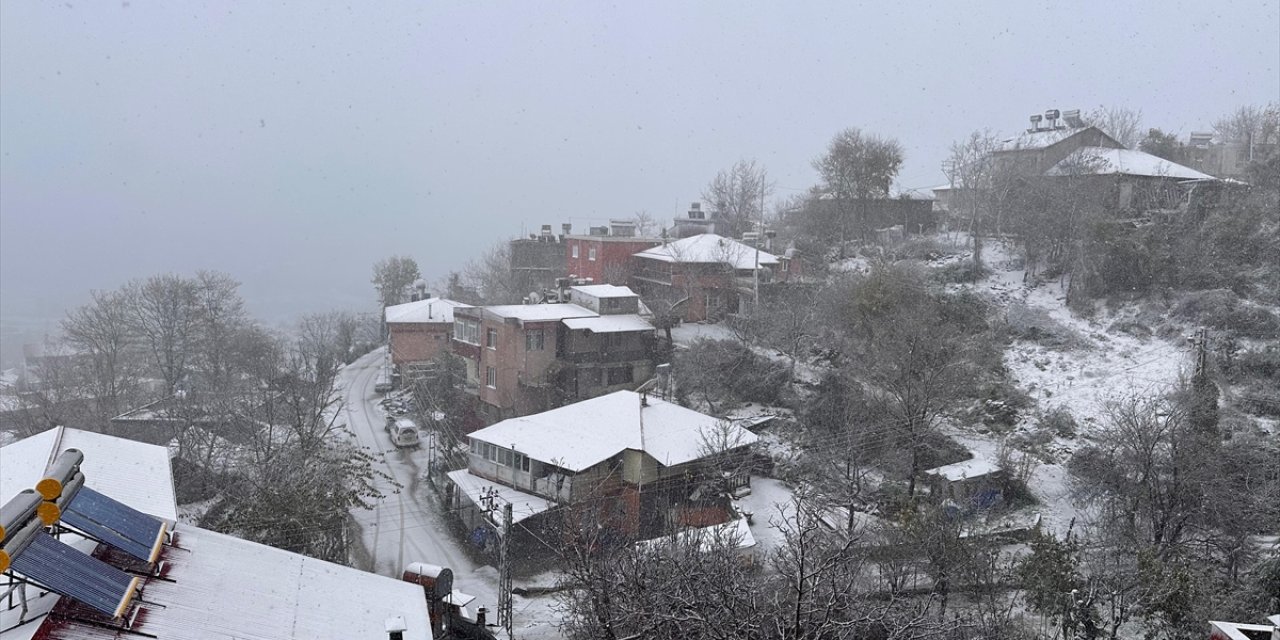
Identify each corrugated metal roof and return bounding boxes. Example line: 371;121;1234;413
446;469;558;524
0;427;177;521
112;526;433;640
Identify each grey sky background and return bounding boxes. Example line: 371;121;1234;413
2;1;1278;364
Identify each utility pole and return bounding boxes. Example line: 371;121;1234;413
498;503;513;638
1193;326;1209;378
753;173;766;311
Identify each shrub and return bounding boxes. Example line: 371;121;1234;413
1174;289;1280;339
892;237;948;262
1007;303;1087;349
673;339;790;410
1037;407;1078;438
933;259;991;284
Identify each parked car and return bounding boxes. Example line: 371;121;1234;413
385;417;421;448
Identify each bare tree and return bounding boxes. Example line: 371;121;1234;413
371;255;422;309
631;210;658;237
1087;106;1143;147
812;128;904;250
945;129;1015;269
129;274;199;392
463;240;522;304
832;264;991;498
1212;102;1280;146
61;288;144;422
190;271;250;395
702;158;772;238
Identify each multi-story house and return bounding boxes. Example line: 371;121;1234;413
509;224;569;297
564;220;661;286
630;233;779;322
445;390;758;541
451;285;655;423
384;296;471;379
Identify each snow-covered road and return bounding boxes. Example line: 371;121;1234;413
336;349;486;593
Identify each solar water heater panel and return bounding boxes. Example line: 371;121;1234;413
10;530;139;618
64;487;167;562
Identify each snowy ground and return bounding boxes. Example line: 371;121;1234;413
669;321;738;345
942;239;1192;537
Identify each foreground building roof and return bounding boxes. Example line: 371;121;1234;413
0;426;177;521
0;429;432;640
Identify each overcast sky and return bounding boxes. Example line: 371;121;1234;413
2;1;1277;361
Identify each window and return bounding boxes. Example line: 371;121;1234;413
454;319;480;345
605;331;626;348
525;329;544;351
486;328;498;349
588;247;597;261
571;244;579;258
514;452;530;472
485;366;497;388
606;366;633;385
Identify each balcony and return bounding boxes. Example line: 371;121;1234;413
558;349;648;364
631;267;673;286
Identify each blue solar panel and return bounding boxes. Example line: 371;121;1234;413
63;487;166;563
11;530;139;618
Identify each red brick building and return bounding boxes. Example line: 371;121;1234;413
631;233;779;322
564;220;661;286
384;297;471;376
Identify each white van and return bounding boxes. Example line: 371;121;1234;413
385;417;421;448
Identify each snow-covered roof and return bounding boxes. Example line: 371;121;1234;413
1047;146;1215;180
12;526;434;640
634;234;779;269
996;126;1103;152
481;303;596;323
0;426;177;521
469;391;758;472
569;284;637;299
1;430;434;640
446;469;558;524
384;297;471;324
127;526;432;639
561;314;654;334
924;458;1001;482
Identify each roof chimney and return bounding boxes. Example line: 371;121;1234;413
385;616;406;640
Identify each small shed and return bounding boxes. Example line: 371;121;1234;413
923;458;1004;508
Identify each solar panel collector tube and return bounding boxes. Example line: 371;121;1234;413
0;489;42;543
36;449;84;500
0;517;43;573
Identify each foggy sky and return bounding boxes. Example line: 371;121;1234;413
2;0;1277;361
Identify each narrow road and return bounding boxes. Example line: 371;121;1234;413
336;348;484;592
